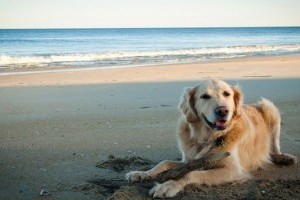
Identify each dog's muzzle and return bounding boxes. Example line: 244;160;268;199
202;113;227;131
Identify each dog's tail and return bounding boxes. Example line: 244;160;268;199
258;98;281;154
258;98;297;165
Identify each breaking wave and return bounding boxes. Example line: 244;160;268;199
1;44;300;67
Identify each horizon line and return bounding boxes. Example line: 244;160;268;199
1;25;300;30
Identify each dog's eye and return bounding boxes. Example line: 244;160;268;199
201;94;211;99
223;91;230;97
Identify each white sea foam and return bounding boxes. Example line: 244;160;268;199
1;44;300;67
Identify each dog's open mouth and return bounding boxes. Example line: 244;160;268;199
202;114;227;131
215;120;227;130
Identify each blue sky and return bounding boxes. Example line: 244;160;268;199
0;0;299;28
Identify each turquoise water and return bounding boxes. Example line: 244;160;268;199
0;27;300;70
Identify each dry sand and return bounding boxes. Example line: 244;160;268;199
0;55;300;199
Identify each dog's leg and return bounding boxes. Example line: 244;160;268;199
150;164;245;198
177;119;196;161
126;160;183;183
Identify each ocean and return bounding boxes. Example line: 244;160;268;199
0;27;300;72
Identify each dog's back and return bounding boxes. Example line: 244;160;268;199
237;98;296;171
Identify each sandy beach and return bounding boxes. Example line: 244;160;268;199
1;55;300;199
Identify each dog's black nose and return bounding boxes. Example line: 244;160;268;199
214;106;229;118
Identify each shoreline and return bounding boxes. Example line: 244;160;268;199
1;54;299;76
0;54;300;87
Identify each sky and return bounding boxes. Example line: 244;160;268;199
0;0;299;28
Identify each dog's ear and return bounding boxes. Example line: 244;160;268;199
179;87;198;123
231;85;243;116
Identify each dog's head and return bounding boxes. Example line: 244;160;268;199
179;79;243;131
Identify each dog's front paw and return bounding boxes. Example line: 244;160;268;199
149;180;183;198
125;171;150;183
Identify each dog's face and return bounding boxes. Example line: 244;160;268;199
180;80;243;131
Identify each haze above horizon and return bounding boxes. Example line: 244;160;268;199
0;0;299;29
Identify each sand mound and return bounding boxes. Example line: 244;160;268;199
95;154;154;172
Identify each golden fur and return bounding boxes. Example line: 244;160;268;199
126;79;296;198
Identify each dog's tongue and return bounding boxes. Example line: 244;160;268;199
216;121;226;127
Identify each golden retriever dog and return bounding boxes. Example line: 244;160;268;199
126;79;296;198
